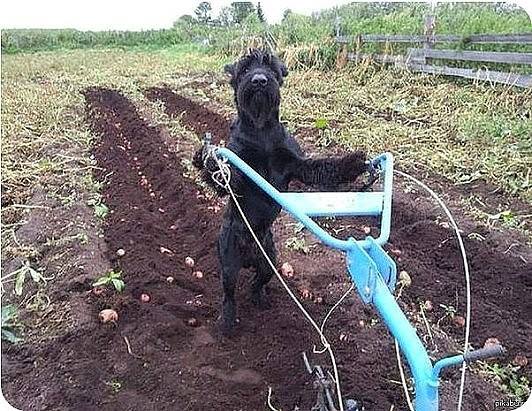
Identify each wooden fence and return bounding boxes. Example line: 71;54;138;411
336;26;532;88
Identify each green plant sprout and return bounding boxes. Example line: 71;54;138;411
93;270;125;292
1;305;22;343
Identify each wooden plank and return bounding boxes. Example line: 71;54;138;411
466;33;532;43
337;34;457;43
347;52;403;64
336;32;532;44
407;63;532;88
408;48;532;65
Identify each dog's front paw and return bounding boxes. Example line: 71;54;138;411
217;316;237;337
361;157;382;191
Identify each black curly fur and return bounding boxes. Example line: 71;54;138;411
193;49;369;334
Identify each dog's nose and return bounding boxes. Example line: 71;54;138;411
251;73;268;87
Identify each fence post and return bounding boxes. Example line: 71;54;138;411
355;34;362;64
424;14;436;49
335;15;341;38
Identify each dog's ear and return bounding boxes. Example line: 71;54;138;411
224;63;235;77
280;63;288;78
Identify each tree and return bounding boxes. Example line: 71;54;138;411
257;2;266;23
231;2;256;24
173;14;196;30
177;15;195;25
218;6;234;26
194;1;212;24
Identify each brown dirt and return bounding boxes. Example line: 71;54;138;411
2;85;530;411
145;87;230;144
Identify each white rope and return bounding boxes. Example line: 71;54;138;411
394;170;471;411
267;386;281;411
395;338;415;411
211;153;345;411
314;284;354;354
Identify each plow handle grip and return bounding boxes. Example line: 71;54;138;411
463;345;505;363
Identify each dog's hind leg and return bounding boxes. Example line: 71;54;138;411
218;225;243;334
251;229;276;309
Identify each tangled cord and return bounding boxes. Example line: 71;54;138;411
207;148;347;411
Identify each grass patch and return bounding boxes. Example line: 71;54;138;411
278;66;532;203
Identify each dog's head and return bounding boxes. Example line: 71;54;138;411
224;49;288;128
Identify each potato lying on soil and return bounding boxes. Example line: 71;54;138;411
185;256;195;268
186;318;199;327
140;293;151;303
281;262;294;278
452;315;466;328
99;309;118;323
484;337;501;348
193;271;203;279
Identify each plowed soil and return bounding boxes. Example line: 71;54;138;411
2;84;530;411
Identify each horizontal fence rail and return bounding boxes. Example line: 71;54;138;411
337;33;532;44
406;63;532;88
408;48;532;65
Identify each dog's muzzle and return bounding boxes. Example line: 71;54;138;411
251;73;268;87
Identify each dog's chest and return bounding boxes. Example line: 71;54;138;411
236;131;291;190
245;148;289;189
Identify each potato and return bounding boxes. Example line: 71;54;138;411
99;309;118;323
140;293;150;303
186;318;199;327
281;262;294;278
512;355;528;367
390;248;402;257
484;337;501;348
185;257;195;268
193;271;203;279
452;315;465;328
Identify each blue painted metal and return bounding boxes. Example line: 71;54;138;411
217;148;394;251
371;274;439;410
278;192;384;217
214;147;463;411
432;355;464;381
372;152;394;247
365;236;397;291
346;238;378;304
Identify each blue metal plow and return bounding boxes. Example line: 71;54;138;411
213;147;503;411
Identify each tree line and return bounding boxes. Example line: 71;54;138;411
176;1;267;27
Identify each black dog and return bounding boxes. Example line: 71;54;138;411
194;49;370;334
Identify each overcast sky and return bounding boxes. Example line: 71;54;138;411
1;1;530;31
